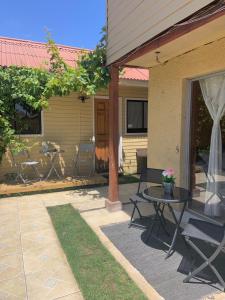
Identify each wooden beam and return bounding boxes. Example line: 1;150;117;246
123;64;148;69
114;5;225;66
106;65;122;211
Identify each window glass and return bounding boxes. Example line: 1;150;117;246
144;101;148;129
127;100;148;133
14;103;42;135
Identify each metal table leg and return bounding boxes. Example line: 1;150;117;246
45;153;61;180
145;202;159;243
166;200;187;258
145;202;170;243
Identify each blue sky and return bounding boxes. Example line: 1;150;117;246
0;0;106;49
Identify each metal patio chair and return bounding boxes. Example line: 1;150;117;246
182;218;225;291
74;143;95;177
40;142;64;180
10;149;40;183
129;167;166;228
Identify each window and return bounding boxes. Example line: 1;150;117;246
126;100;148;134
13;103;42;135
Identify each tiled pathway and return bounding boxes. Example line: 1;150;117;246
0;194;84;299
0;183;224;300
0;183;133;300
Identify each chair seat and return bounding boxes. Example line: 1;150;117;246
79;158;92;162
182;218;224;246
130;192;150;203
21;161;39;166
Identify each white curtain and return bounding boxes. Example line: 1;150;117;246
118;136;123;172
199;75;225;216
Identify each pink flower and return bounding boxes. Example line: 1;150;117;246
166;168;175;176
162;168;175;183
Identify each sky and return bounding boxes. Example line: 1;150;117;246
0;0;106;49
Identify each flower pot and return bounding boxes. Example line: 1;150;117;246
163;182;174;195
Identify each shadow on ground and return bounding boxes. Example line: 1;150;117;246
102;217;225;300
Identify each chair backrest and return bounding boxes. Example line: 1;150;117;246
75;143;95;164
10;149;29;167
138;168;163;193
41;141;54;155
41;142;49;153
78;143;95;153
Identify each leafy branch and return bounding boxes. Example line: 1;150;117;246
0;29;110;163
77;27;110;95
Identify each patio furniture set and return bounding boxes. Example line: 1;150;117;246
129;168;225;291
9;142;95;183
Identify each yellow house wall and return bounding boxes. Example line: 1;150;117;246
148;37;225;186
0;93;94;181
97;85;148;174
0;85;148;181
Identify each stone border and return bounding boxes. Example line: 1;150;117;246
82;217;164;300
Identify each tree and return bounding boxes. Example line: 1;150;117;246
0;66;51;159
0;29;110;162
77;27;110;95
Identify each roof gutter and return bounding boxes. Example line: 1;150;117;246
119;78;148;87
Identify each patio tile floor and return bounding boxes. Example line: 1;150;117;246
102;220;225;300
0;274;27;299
59;292;84;300
0;182;224;299
0;191;84;300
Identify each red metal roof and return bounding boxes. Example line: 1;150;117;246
0;36;149;81
122;67;149;81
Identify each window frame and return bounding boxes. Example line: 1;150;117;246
13;105;44;137
125;98;148;136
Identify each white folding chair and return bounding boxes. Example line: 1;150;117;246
74;143;95;177
10;149;40;183
40;142;62;180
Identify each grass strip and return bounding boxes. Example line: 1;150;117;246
118;174;139;184
103;174;139;185
48;204;147;300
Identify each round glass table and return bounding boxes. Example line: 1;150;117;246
142;186;190;258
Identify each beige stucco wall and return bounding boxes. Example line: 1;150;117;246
0;85;148;181
148;36;225;186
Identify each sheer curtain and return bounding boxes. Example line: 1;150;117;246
199;75;225;216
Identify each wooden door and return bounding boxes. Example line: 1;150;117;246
95;99;109;172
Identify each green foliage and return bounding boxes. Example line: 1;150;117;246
45;28;110;97
0;29;109;163
77;27;110;95
0;66;51;159
47;33;68;74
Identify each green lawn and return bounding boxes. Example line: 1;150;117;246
103;174;140;185
118;174;139;184
48;204;147;300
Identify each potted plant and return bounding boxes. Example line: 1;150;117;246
162;168;175;195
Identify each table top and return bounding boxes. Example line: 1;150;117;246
42;148;65;154
142;186;190;204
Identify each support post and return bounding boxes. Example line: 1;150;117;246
106;65;122;212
